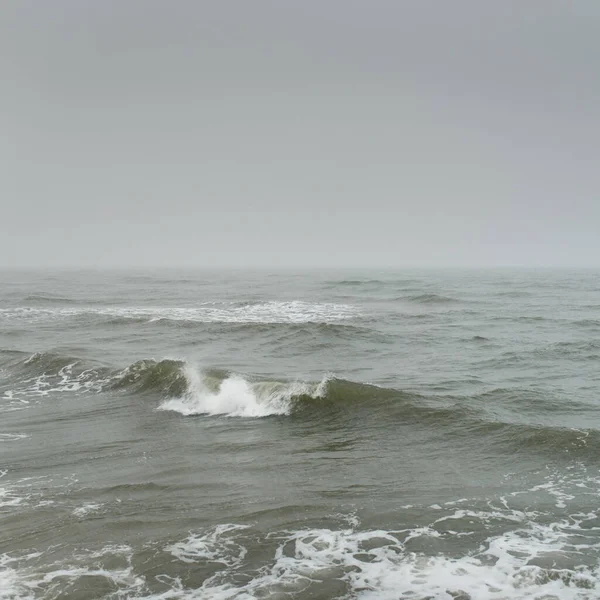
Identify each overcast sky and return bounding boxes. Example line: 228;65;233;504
1;1;599;268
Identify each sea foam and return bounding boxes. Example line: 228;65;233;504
0;301;359;325
158;364;330;417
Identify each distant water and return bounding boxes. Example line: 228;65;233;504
1;268;600;599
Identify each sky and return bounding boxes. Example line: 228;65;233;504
1;0;599;268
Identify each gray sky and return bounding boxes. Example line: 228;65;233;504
1;1;599;268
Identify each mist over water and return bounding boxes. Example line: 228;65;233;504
2;1;600;596
2;269;600;599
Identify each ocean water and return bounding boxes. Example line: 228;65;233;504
1;268;600;599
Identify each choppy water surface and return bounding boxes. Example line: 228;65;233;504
1;268;600;599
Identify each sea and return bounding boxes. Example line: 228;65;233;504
1;268;600;599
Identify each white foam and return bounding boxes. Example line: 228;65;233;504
0;389;29;413
2;470;599;599
2;364;108;407
0;301;359;325
0;433;29;442
152;518;600;600
145;467;600;599
0;473;78;513
0;471;26;511
72;503;103;517
158;366;330;418
0;555;35;600
0;546;143;600
166;524;249;567
3;487;600;600
0;487;27;510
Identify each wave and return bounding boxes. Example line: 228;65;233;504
0;301;360;325
324;278;388;288
325;278;421;287
22;294;77;304
0;353;112;410
0;353;332;417
0;545;143;599
5;353;600;458
0;433;29;442
573;318;600;329
0;351;401;418
11;464;594;600
5;509;600;599
327;278;381;285
0;349;30;367
109;359;188;397
405;293;457;304
150;461;600;597
5;461;600;599
108;320;380;341
154;372;600;460
156;513;600;599
533;340;600;359
491;315;549;324
158;365;331;417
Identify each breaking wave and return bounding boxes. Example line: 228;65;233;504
154;512;600;599
157;365;330;417
0;352;333;418
4;352;600;457
0;300;360;325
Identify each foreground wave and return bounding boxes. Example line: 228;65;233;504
4;468;600;600
3;352;600;457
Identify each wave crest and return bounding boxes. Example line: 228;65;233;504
406;293;456;304
5;352;600;452
0;301;360;325
158;365;330;417
109;359;188;396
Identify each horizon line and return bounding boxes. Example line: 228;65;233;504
1;264;599;271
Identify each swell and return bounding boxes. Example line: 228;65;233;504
324;278;385;286
108;359;188;396
532;340;600;360
405;293;457;304
0;349;30;367
323;278;421;287
22;294;78;304
197;321;390;350
98;318;378;339
4;352;600;459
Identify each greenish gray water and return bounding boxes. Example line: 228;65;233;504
1;269;600;599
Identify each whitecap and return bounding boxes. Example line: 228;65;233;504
0;301;360;325
158;365;330;418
